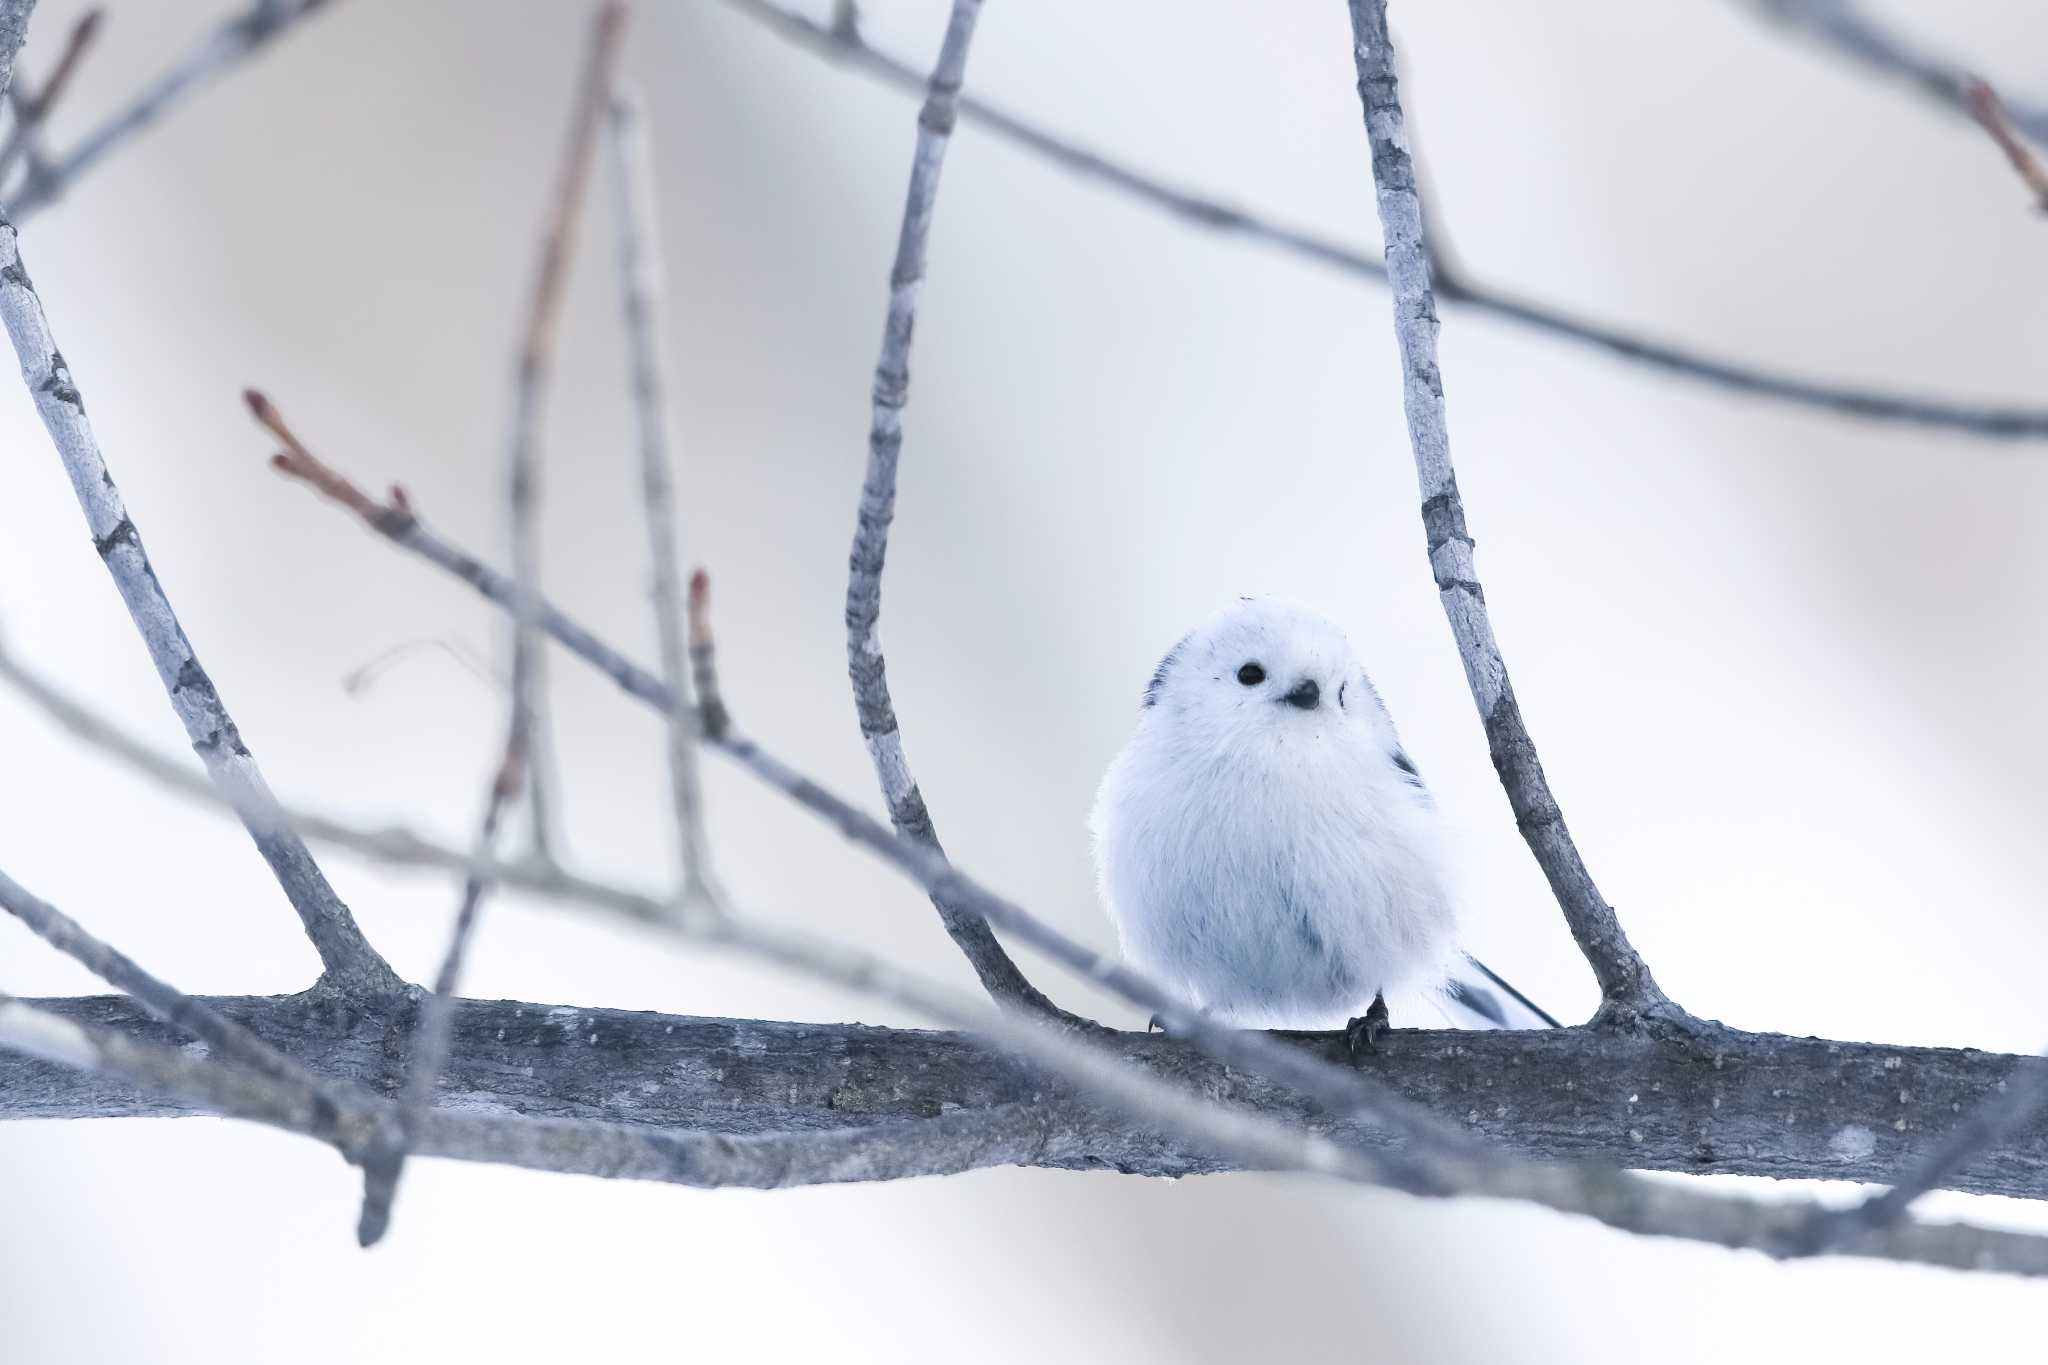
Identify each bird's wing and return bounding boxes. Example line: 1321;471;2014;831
1434;953;1561;1030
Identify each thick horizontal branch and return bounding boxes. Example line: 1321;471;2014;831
12;992;2048;1203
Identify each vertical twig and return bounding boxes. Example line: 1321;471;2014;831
843;0;1055;1013
685;570;729;743
502;0;628;867
605;80;716;901
353;1;630;1246
0;228;398;998
1342;0;1668;1023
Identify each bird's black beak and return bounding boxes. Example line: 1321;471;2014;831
1282;678;1320;711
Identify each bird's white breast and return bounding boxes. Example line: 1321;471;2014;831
1090;713;1458;1029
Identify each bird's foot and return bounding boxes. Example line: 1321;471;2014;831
1345;993;1391;1063
1147;1013;1168;1034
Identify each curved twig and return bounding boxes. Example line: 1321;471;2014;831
842;0;1056;1012
1343;0;1667;1022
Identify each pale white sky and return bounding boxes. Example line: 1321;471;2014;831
3;2;2046;1359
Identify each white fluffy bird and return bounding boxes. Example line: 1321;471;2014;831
1090;598;1549;1053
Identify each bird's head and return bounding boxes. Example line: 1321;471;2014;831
1142;598;1380;750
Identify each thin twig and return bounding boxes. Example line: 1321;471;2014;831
0;7;101;188
721;0;2048;440
357;2;630;1245
16;647;2048;1276
684;569;730;743
605;80;716;900
1962;78;2048;213
10;0;339;220
843;0;1055;1013
352;748;520;1247
502;0;627;868
1342;1;1667;1022
0;221;397;997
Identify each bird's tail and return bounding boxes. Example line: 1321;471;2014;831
1434;952;1561;1030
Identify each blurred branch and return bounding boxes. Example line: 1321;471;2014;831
721;0;2048;440
1739;1;2048;145
10;0;341;220
1344;0;1667;1023
1962;78;2048;213
0;220;399;999
841;0;1058;1013
605;80;717;901
496;0;627;871
0;7;101;188
355;1;629;1246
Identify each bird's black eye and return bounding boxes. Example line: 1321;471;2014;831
1236;662;1265;686
1337;681;1347;710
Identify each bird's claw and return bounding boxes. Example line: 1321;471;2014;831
1345;993;1391;1063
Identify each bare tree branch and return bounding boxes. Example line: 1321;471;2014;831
0;221;398;998
16;979;2048;1276
0;0;36;110
0;992;374;1151
1814;1048;2048;1253
9;0;340;220
0;864;358;1115
0;992;1082;1193
11;993;2048;1200
1962;78;2048;213
351;746;517;1247
720;0;2048;441
842;0;1058;1014
354;0;633;1247
1344;0;1667;1024
500;0;628;867
25;540;2048;1275
1740;1;2048;146
605;79;717;900
0;6;100;187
